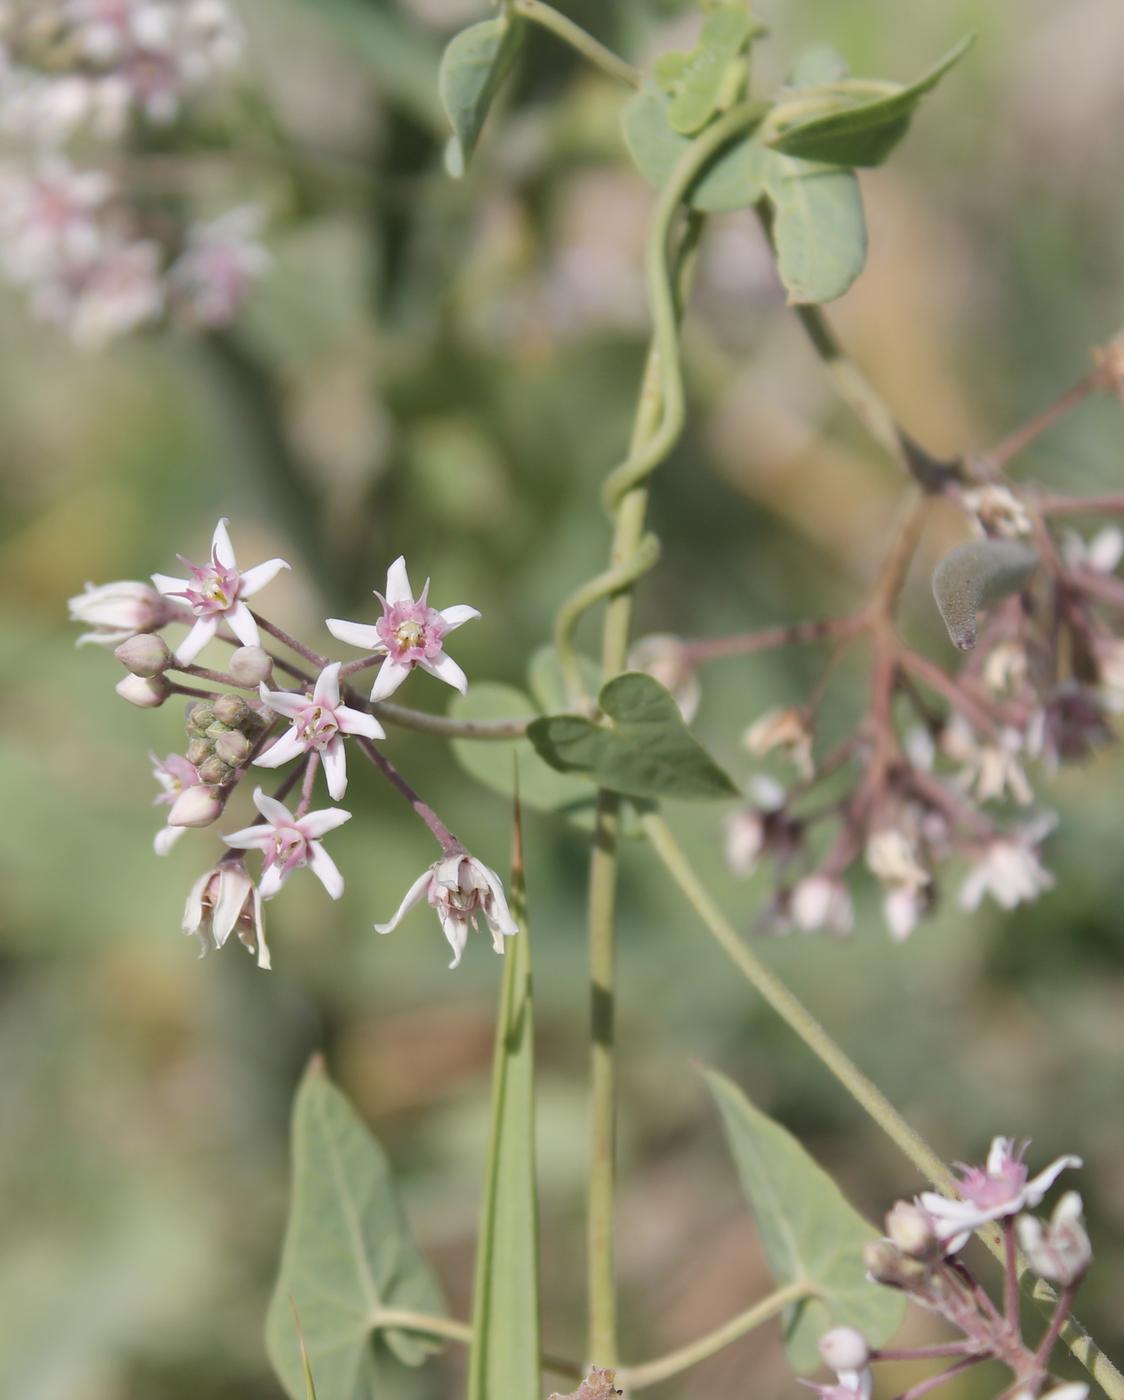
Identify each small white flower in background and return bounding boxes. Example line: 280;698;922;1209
884;1199;939;1259
962;483;1032;540
817;1328;870;1398
791;873;853;935
959;816;1056;912
919;1136;1082;1249
375;852;519;968
1012;1386;1089;1400
743;705;814;780
1062;524;1123;576
800;1363;872;1400
327;555;480;702
44;236;165;349
866;827;932;942
153;517;290;664
151;750;200;853
223;787;351;899
67;577;167;645
0;157;113;284
182;856;269;969
1017;1191;1092;1286
627;633;700;723
168;204;270;328
983;639;1030;697
256;662;385;801
942;714;1034;807
724;775;788;877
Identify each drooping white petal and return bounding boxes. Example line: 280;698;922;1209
370;657;413;701
297;805;352;839
438;911;470;969
308;842;344;899
1087;526;1124;575
1023;1154;1083;1209
152;571;190;596
154;824;185;855
258;685;307;719
248;889;270;970
252;787;295;827
481;864;519;938
211;517;236;568
226;600;259;647
182;871;210;933
253;728;307;769
212;868;251;947
313;662;341;708
420;651;467;693
336;705;385;740
439;604;481;631
326;617;382;651
259;863;286;899
373;868;432;934
384;554;413;605
322;737;347;800
958;865;989;912
240;556;290;597
175;615;218;665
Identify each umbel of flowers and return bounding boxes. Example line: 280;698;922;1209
69;517;516;969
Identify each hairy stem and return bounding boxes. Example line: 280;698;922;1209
368;1309;583;1381
512;0;642;89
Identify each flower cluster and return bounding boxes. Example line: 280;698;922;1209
0;2;268;346
829;1135;1092;1400
70;517;519;970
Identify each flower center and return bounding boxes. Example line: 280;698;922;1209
296;704;338;749
959;1162;1028;1210
265;825;309;874
378;599;446;662
395;619;425;649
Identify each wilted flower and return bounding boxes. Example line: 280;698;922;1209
919;1136;1082;1247
327;555;480;702
1062;524;1123;576
791;873;853;935
1017;1191;1092;1285
153;517;290;664
182;856;269;968
983;640;1029;697
168;203;270;327
628;633;700;722
69;578;167;645
724;776;795;877
959;819;1056;912
256;662;385;800
962;484;1032;540
866;826;932;942
223;786;351;899
743;705;814;779
1026;685;1112;769
375;852;518;968
942;715;1033;806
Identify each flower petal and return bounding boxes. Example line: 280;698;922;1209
253;727;307;769
182;871;210;933
314;662;341;708
252;787;295;827
297;805;352;839
258;685;307;719
222;824;272;850
438;910;469;969
308;842;344;899
240;556;290;597
152;572;190;596
175;615;218;665
212;869;250;947
226;600;259;647
249;889;270;970
212;517;236;568
373;868;431;934
1023;1154;1083;1210
370;657;412;701
326;617;382;651
336;705;385;741
439;604;481;631
384;554;413;605
259;863;286;899
322;737;347;801
420;651;467;694
481;864;519;936
154;824;185;855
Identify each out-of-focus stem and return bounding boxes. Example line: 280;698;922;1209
512;0;642;89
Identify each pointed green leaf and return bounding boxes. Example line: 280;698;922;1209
788;45;849;90
527;672;737;801
702;1068;905;1372
621;82;769;213
653;5;760;135
439;16;524;176
467;831;540;1400
763;154;867;304
932;538;1037;651
265;1060;446;1400
765;36;974;167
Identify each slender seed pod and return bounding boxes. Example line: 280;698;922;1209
932;539;1036;650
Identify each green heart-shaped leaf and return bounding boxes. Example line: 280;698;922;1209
764;153;867;304
528;671;736;801
702;1068;905;1372
439;15;524;176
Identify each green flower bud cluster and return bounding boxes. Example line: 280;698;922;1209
184;696;268;787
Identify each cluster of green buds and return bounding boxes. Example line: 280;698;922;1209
184;693;269;792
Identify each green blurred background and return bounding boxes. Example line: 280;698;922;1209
3;1;1124;1396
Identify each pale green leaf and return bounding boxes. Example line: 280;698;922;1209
467;831;540;1400
932;539;1037;651
653;5;759;135
265;1060;446;1400
765;36;974;167
439;16;524;176
703;1068;905;1372
763;154;867;304
527;672;736;801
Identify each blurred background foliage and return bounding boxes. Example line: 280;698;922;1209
2;1;1124;1396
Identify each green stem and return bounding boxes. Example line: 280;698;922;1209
371;700;531;740
370;1309;583;1380
641;811;1124;1400
511;0;642;89
619;1279;812;1389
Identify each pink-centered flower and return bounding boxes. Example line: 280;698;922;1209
222;786;350;900
152;517;289;665
918;1136;1082;1250
182;856;269;969
151;750;198;853
375;853;518;968
255;662;385;800
326;555;479;702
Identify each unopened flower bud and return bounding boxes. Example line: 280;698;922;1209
818;1326;869;1373
213;729;252;766
186;737;213;766
196;755;235;786
863;1239;930;1290
168;783;223;827
205;719;232;740
116;673;170;708
228;645;272;686
1016;1192;1092;1286
186;702;215;735
213;693;250;727
886;1200;939;1260
114;632;171;678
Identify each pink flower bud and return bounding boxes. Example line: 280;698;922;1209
818;1326;869;1373
114;632;172;677
227;645;272;686
115;673;170;707
168;783;223;827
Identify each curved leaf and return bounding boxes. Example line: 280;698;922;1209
653;5;760;135
702;1067;905;1372
932;538;1037;651
439;16;524;176
763;155;867;305
265;1060;446;1400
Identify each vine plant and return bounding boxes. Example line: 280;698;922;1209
60;3;1124;1399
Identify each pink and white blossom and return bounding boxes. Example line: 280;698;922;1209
1017;1191;1092;1286
743;705;815;780
168;204;270;328
326;555;479;702
153;517;289;665
151;750;199;854
918;1136;1082;1249
182;856;269;968
223;786;351;899
256;662;385;800
115;672;169;707
168;782;223;827
375;852;518;968
959;819;1056;912
68;578;167;645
